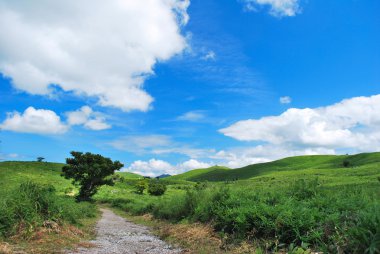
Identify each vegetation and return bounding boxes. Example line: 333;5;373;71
0;161;98;252
148;180;167;196
96;152;380;253
134;180;147;194
0;181;96;238
1;152;379;253
62;151;124;201
36;157;45;162
167;165;230;181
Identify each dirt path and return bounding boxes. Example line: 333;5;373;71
68;208;182;254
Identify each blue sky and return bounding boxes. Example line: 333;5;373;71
0;0;379;176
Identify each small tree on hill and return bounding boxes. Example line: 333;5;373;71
61;151;123;201
37;157;45;162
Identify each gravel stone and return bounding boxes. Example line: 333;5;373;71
68;208;182;254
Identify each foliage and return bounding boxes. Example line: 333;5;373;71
1;153;379;253
0;181;96;238
61;151;123;201
148;180;167;196
36;157;45;162
134;180;147;194
343;159;351;167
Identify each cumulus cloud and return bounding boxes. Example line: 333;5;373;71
124;158;211;177
0;0;189;112
1;106;111;134
241;0;300;17
177;111;206;122
1;107;68;134
280;96;292;104
220;94;380;152
66;106;110;130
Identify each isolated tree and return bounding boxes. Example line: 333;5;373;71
37;157;45;162
61;151;123;201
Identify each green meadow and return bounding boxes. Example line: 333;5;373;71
0;152;379;253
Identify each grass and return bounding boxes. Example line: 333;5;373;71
167;165;230;181
1;152;379;253
0;161;98;253
96;152;380;253
182;152;380;181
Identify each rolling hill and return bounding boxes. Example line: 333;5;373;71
174;152;380;182
167;165;230;181
0;161;142;197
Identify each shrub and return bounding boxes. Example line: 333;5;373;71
0;181;96;238
148;180;167;196
134;180;147;194
343;160;351;168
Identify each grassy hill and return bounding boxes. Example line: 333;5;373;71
0;161;70;196
0;154;379;253
181;152;380;182
116;171;142;179
167;165;230;181
0;161;142;197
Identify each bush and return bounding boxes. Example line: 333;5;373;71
343;159;351;168
134;180;147;194
148;180;167;196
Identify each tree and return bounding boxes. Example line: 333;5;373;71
61;151;123;201
37;157;45;162
148;180;167;196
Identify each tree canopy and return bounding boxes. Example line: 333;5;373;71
61;151;123;201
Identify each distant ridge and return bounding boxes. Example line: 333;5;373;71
157;174;171;179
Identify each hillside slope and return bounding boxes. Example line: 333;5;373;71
167;165;230;181
185;152;380;181
0;161;142;197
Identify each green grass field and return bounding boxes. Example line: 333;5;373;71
1;152;379;253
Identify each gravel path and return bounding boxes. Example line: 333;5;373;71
69;208;182;254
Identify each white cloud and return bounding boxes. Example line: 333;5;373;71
202;50;216;61
179;159;211;171
242;0;300;17
177;111;206;122
66;106;110;130
0;0;189;112
1;105;111;134
280;96;292;104
1;107;68;134
124;158;211;177
220;94;380;152
110;134;213;158
110;135;172;154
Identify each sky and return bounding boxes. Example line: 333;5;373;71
0;0;379;176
